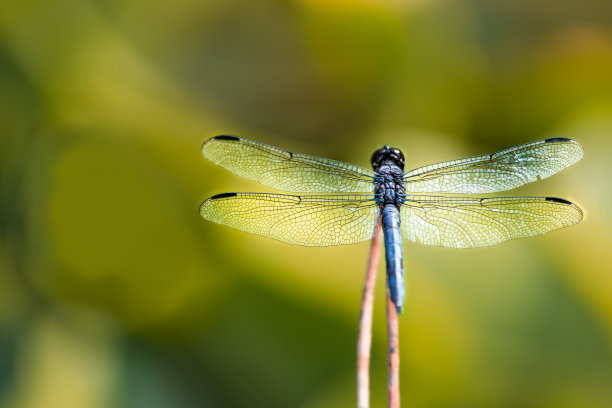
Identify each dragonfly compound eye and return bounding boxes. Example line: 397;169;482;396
371;147;386;170
390;148;405;171
371;146;405;171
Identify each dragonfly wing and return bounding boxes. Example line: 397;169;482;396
202;136;376;193
404;138;583;193
400;195;582;248
200;193;379;246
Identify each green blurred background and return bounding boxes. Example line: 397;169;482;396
1;0;612;407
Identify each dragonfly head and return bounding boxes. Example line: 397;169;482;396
371;145;405;171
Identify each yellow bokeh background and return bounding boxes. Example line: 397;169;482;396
1;0;612;407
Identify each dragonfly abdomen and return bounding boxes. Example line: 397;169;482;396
381;204;405;313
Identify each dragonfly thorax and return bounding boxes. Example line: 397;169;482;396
375;166;406;206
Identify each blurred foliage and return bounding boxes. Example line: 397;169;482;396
1;0;612;407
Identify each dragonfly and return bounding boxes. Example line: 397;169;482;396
200;135;583;313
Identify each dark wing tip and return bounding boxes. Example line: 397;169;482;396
545;197;572;205
545;197;584;222
200;192;238;216
213;135;240;141
545;137;572;143
209;192;238;200
202;135;240;154
545;137;585;162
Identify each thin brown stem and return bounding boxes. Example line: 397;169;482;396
357;220;382;408
386;287;400;408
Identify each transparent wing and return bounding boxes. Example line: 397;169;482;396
404;138;583;193
200;192;379;246
400;195;582;248
202;136;375;193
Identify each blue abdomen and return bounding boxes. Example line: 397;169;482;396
381;204;405;313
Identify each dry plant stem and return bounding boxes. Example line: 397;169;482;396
386;288;400;408
357;221;382;408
